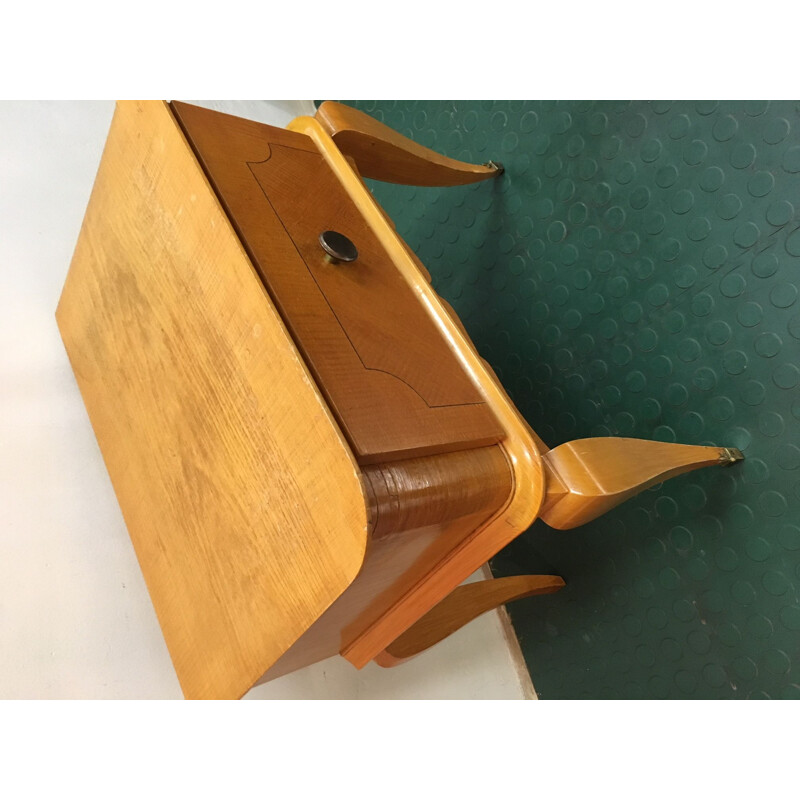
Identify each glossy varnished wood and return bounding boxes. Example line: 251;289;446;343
363;446;512;538
56;101;369;699
315;101;503;186
286;115;546;669
261;514;509;682
375;575;566;666
57;101;749;698
257;444;514;683
248;146;479;408
540;437;743;529
170;101;504;464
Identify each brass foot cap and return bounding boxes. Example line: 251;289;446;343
719;447;745;466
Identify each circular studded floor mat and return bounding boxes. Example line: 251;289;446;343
346;100;800;699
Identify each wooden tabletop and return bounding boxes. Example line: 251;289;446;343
56;101;369;699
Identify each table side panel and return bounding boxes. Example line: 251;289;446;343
286;116;546;668
257;443;514;682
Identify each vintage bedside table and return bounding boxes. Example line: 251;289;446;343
56;101;742;699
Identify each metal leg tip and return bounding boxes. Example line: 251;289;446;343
719;447;745;466
484;160;504;175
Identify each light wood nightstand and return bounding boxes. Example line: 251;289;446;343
56;101;741;698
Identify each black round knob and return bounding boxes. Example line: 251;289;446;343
319;230;358;263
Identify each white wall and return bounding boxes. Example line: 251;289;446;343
0;100;532;700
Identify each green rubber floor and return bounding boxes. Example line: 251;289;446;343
343;101;800;699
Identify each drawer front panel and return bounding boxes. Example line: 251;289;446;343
249;144;480;407
171;102;504;463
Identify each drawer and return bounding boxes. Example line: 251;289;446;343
171;102;504;464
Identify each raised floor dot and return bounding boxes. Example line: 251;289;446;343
709;395;734;420
566;134;585;157
717;193;742;220
693;367;716;391
747;614;775;640
777;605;800;632
687;217;711;241
731;143;757;169
745;100;769;116
740;379;766;405
773;363;800;389
759;410;785;437
671;189;694;214
703;244;728;270
715;547;739;572
620;231;641;254
759;490;787;517
720;273;746;297
656;165;679;188
778;524;800;551
733;656;758;680
688;557;710;581
706;320;732;345
616;161;636;184
715;623;740;650
693;294;716;320
713;115;738;142
703;664;727;688
737;301;763;327
700;166;725;192
579;158;599;180
520;110;538;133
783;145;800;173
777;443;800;470
640;137;662;163
645;212;666;234
748;170;775;197
678;337;701;362
683;138;708;165
770;282;798;307
669;114;691;139
731;580;756;606
745;536;772;562
734;222;760;248
665;309;685;333
742;458;770;486
767;200;794;226
752;251;779;277
673;599;697;622
762;649;791;675
754;331;782;358
764;117;790;144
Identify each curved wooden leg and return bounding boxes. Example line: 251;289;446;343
540;437;744;530
374;574;565;667
315;101;504;187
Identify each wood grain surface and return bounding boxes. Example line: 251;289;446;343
363;446;512;538
256;445;514;682
259;508;507;682
540;437;737;529
375;574;566;665
171;101;504;464
56;101;369;699
315;101;503;186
